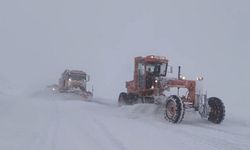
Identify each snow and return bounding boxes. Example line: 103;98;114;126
1;0;250;149
0;87;249;150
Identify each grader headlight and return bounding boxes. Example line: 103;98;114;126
180;75;186;80
196;76;204;81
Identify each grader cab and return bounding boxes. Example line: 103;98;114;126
126;55;168;97
118;55;225;124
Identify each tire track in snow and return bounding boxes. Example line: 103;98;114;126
68;113;127;150
179;125;250;150
70;120;107;150
56;99;121;150
46;100;60;150
92;118;127;150
27;99;61;150
154;122;250;150
122;104;250;150
189;122;250;139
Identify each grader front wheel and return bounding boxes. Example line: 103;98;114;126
208;97;225;124
165;95;185;123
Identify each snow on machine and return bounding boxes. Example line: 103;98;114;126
58;70;93;99
118;55;225;124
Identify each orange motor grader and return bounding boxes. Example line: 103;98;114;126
118;55;225;124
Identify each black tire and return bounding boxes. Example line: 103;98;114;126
118;92;128;106
208;97;225;124
85;91;93;99
127;93;138;105
79;85;86;92
164;95;185;123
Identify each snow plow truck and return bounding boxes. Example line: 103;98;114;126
58;70;93;99
118;55;225;124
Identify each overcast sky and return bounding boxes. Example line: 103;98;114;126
0;0;249;108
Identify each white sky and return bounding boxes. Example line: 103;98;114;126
0;0;249;106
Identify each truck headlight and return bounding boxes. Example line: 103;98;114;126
68;78;72;82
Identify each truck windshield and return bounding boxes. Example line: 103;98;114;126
70;74;86;80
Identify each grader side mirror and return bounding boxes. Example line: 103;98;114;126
167;66;173;73
86;75;90;82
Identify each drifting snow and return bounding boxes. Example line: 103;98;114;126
0;75;12;95
0;74;22;96
0;86;249;150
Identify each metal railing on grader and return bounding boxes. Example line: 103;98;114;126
118;55;225;124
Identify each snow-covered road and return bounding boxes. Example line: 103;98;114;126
0;89;249;150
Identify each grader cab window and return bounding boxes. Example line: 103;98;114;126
160;63;167;76
138;63;145;89
146;63;167;77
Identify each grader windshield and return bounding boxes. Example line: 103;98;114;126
146;62;167;77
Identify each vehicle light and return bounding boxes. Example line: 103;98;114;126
180;75;186;80
69;78;72;82
196;76;204;81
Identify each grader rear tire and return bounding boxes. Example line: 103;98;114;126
118;92;129;106
164;95;185;123
208;97;225;124
127;93;138;105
